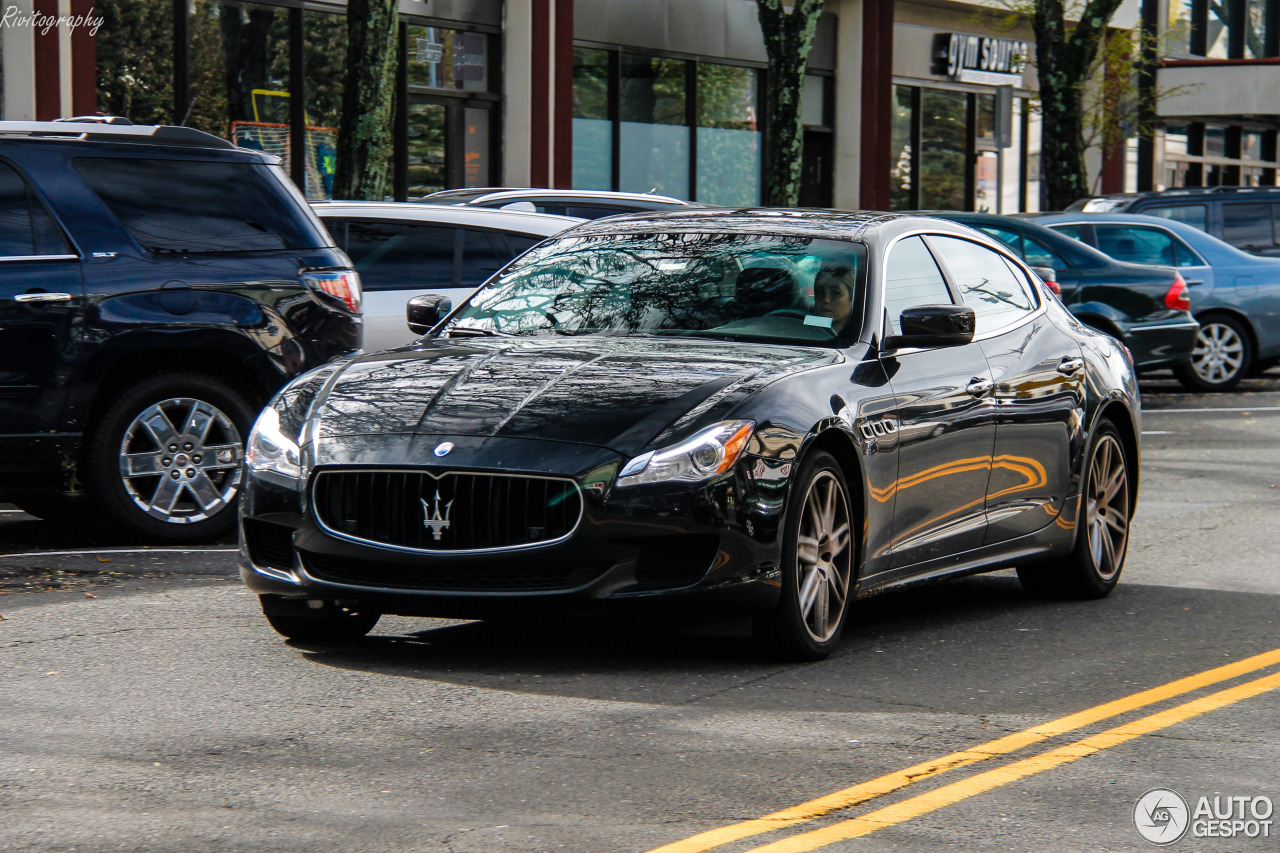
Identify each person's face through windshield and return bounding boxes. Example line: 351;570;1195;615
814;267;856;334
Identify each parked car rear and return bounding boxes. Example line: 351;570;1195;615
922;212;1198;372
313;202;581;351
0;121;360;542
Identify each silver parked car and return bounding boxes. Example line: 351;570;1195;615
418;187;697;219
313;202;582;351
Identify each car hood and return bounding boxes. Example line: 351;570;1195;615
304;336;837;455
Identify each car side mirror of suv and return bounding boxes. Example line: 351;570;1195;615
883;304;976;350
407;294;452;335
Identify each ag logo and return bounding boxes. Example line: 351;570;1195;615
1134;788;1190;845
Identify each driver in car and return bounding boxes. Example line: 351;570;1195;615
813;264;856;335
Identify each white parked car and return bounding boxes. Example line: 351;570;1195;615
312;201;583;351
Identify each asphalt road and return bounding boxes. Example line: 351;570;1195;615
2;372;1278;853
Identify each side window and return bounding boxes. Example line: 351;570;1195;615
1222;202;1275;250
882;235;953;335
1051;223;1088;243
563;204;627;219
1147;204;1208;231
341;219;457;291
504;234;542;256
1095;225;1186;267
927;235;1036;335
459;228;514;285
0;162;69;256
1021;236;1068;269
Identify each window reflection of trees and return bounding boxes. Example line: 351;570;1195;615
451;232;858;340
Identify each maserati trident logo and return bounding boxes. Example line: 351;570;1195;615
434;442;454;457
420;489;454;540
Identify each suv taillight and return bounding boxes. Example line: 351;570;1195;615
1164;273;1190;311
303;270;362;314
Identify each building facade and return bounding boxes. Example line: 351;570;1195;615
10;0;1240;211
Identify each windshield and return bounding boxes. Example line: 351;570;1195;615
443;232;867;345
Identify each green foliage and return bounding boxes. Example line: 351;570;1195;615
95;0;174;124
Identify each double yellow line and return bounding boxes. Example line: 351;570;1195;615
645;647;1280;853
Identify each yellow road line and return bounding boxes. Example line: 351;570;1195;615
744;669;1280;852
643;647;1280;853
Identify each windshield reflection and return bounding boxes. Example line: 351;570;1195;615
443;232;867;346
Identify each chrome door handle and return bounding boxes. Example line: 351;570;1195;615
14;292;72;303
965;377;993;396
1057;357;1084;375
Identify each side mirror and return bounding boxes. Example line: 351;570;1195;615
884;304;975;350
407;294;452;335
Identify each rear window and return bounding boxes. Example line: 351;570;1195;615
1145;204;1208;231
74;157;329;253
1222;202;1276;250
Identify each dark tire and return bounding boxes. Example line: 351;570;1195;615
85;372;257;544
754;450;857;661
1173;315;1252;392
1017;421;1131;599
13;493;93;524
262;599;380;643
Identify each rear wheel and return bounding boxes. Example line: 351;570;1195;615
1174;315;1252;392
1018;421;1131;599
755;450;856;660
261;598;381;643
85;372;256;543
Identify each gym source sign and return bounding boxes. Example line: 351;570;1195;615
936;32;1028;86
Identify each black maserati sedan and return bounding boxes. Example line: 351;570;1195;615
239;210;1141;660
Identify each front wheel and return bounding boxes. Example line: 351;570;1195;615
1174;315;1252;392
754;450;856;661
85;372;256;544
1018;421;1131;599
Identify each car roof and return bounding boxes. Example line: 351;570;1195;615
1030;211;1276;262
917;210;1124;266
557;207;984;244
311;201;584;235
445;188;694;206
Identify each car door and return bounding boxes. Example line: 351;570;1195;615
876;234;996;571
0;159;83;459
926;235;1086;545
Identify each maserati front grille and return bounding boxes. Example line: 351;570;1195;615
311;469;583;552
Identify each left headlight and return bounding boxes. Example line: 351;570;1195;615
246;407;303;486
616;420;755;487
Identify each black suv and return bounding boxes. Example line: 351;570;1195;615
1068;187;1280;257
0;121;360;543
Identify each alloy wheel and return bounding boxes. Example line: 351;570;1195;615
118;397;244;524
1191;321;1245;384
795;471;853;643
1085;434;1129;581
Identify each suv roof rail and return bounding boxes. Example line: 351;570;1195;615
0;121;236;149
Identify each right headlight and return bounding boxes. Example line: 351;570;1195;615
245;407;303;487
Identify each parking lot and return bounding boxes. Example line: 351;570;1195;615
2;371;1278;852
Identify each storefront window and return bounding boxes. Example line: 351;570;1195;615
464;108;490;188
408;103;447;196
573;48;611;190
186;2;289;140
919;88;967;210
619;54;689;198
1168;0;1194;55
1246;0;1269;57
96;0;175;124
696;64;760;207
1206;1;1231;58
802;75;827;127
889;85;914;210
303;10;346;199
407;25;489;93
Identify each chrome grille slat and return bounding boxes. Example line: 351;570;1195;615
312;469;584;553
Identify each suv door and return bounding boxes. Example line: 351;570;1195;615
878;235;996;571
927;235;1086;545
0;160;83;468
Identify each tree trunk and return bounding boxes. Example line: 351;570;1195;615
334;0;398;201
1032;0;1125;210
756;0;825;207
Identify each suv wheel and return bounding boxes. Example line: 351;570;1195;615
1174;315;1252;392
86;372;256;543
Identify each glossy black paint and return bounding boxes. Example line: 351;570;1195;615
0;135;359;493
240;210;1141;623
921;212;1199;371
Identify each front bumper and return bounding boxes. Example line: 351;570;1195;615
238;435;786;619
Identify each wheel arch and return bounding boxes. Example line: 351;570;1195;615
1093;400;1140;508
798;425;868;574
